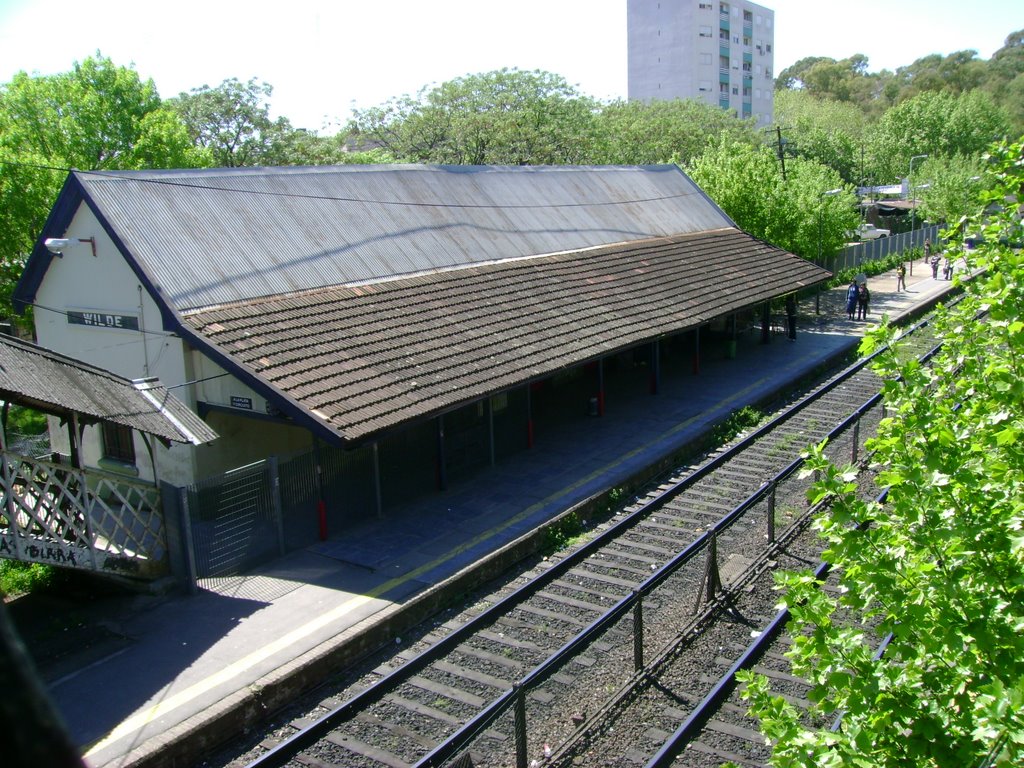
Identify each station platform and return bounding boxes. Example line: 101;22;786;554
13;264;959;768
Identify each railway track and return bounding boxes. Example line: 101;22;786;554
551;486;889;768
226;315;942;768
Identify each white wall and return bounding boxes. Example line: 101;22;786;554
189;350;318;478
28;206;197;484
31;202;321;487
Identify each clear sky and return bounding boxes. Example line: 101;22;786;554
0;0;1020;132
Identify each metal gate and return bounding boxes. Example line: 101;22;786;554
181;459;283;585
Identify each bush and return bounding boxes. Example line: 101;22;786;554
828;249;916;290
6;405;47;435
0;561;55;598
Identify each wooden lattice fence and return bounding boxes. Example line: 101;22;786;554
0;450;168;579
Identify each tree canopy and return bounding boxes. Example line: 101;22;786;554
687;137;857;261
590;98;760;167
169;77;299;167
0;54;204;313
773;90;868;185
351;68;600;165
774;30;1024;136
866;90;1011;182
740;137;1024;767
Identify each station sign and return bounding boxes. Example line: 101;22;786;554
67;311;139;331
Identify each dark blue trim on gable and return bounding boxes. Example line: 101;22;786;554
14;171;345;448
16;172;194;333
13;174;86;314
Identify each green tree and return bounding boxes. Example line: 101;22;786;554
0;54;203;315
350;68;599;165
915;154;988;227
893;50;989;100
776;55;889;117
866;90;1011;182
741;137;1024;767
269;127;390;166
169;77;296;167
773;90;869;185
776;56;832;91
983;30;1024;137
589;98;759;167
687;138;857;261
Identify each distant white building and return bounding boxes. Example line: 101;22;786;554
627;0;775;126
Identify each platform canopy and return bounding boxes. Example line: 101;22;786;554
0;334;217;446
184;228;829;444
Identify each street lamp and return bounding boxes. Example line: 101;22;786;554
816;188;843;313
908;153;928;237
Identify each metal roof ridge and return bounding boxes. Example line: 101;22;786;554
73;163;682;183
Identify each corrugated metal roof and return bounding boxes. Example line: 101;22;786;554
75;165;734;311
184;229;830;444
0;335;217;446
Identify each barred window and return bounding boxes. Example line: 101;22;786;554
102;422;135;464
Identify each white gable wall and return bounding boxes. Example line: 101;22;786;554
32;202;323;485
33;204;199;486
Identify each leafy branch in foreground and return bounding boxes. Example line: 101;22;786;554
737;136;1024;767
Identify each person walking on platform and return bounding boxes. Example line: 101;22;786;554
785;293;797;341
924;238;932;264
944;255;953;280
930;252;941;279
846;281;858;320
896;262;907;291
856;282;870;320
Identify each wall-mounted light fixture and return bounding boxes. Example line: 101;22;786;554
43;237;97;257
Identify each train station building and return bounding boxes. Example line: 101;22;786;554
16;164;829;538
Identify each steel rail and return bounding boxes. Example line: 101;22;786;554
644;559;833;768
641;495;909;766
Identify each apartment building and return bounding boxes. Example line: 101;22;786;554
627;0;775;126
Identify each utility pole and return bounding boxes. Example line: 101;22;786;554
775;126;787;181
764;126;787;181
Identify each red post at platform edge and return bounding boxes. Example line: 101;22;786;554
318;499;328;541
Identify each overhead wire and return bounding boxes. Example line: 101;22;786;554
27;304;231;390
0;158;700;210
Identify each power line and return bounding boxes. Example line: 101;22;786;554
0;158;699;210
166;372;231;390
28;302;231;390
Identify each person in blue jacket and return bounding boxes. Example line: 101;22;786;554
846;281;858;320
